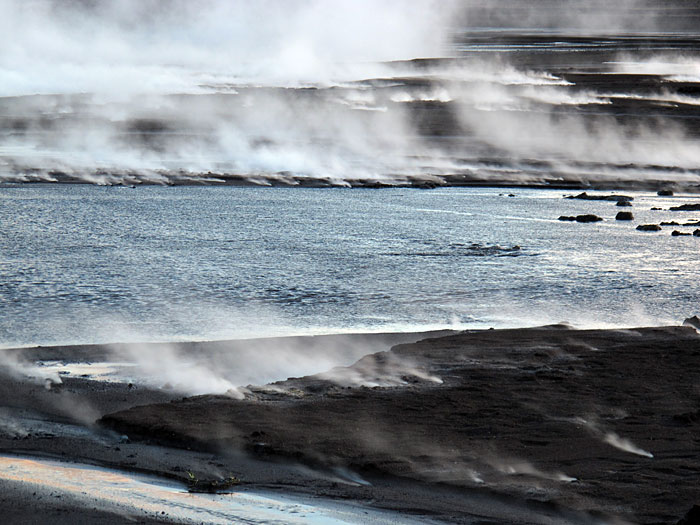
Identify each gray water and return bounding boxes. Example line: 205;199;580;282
1;184;696;348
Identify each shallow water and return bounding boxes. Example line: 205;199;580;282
1;185;697;347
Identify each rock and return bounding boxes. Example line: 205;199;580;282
565;192;633;202
670;203;700;211
676;505;700;525
683;316;700;329
616;200;632;207
657;189;674;196
672;230;691;236
636;224;662;231
651;207;663;211
575;214;603;223
661;221;680;226
695;229;700;237
558;216;576;221
615;212;634;221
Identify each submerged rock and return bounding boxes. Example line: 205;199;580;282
616;200;632;207
672;230;691;236
670;203;700;211
615;211;634;221
566;192;633;202
657;189;674;196
695;229;700;237
661;221;680;226
636;224;662;232
558;216;576;221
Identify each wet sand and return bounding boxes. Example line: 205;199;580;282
1;326;698;523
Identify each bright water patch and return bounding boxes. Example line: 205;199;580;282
1;185;697;347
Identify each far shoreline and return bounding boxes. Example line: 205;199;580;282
3;173;700;193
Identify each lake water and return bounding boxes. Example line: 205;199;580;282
1;184;697;348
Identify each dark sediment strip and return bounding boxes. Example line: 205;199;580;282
100;326;700;524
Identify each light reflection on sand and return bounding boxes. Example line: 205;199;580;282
0;456;420;524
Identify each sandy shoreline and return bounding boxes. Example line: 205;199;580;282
1;326;699;523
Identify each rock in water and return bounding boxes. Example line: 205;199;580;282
657;189;674;196
694;229;700;237
636;224;662;231
616;200;632;207
566;192;633;202
575;214;603;223
616;211;634;220
670;203;700;211
676;505;700;525
558;216;576;221
683;316;700;330
672;230;691;236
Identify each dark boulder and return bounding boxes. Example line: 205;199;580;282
661;221;680;226
683;316;700;330
636;224;662;231
575;214;603;223
695;229;700;237
676;504;700;525
616;200;632;207
558;216;576;221
615;212;634;221
670;203;700;211
657;189;674;196
651;207;663;211
672;230;691;236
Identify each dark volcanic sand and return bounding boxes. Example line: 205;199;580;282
94;326;700;524
1;327;699;523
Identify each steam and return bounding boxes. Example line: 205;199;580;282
0;350;62;387
0;0;454;95
2;1;697;187
98;333;439;397
575;417;654;458
316;351;443;388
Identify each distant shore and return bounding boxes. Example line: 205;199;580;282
1;325;698;523
3;173;700;193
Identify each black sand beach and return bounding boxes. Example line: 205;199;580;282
1;326;698;523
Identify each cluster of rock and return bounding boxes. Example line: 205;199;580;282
560;192;700;237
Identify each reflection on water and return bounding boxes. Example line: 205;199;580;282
1;186;698;348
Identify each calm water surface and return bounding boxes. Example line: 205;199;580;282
1;185;697;347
